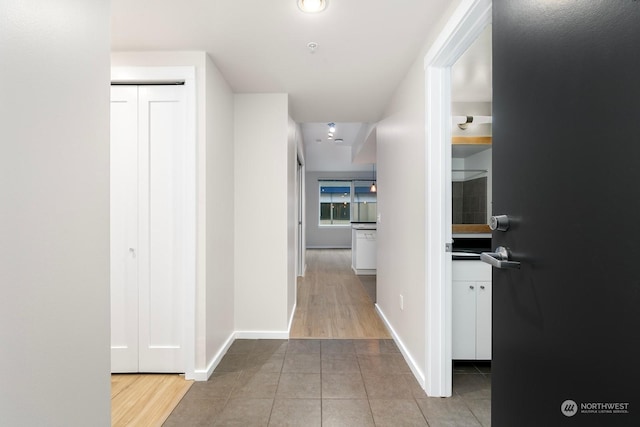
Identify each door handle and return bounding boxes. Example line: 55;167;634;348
481;246;520;269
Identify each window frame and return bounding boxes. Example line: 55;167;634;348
318;180;353;227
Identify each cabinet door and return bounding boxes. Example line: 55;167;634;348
452;281;477;359
355;230;376;269
475;281;492;360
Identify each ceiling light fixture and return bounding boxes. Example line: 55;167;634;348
298;0;327;13
307;42;318;53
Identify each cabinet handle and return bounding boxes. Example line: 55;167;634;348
469;285;475;290
480;285;485;290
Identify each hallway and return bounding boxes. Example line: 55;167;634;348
290;249;390;339
160;249;490;425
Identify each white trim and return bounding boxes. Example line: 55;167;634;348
423;0;492;397
375;304;425;388
192;333;236;381
288;302;297;332
234;331;291;339
192;329;292;381
111;66;198;380
306;245;351;249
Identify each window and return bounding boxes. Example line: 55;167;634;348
319;179;377;226
319;181;351;225
353;181;377;222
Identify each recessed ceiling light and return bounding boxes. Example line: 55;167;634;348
307;42;318;53
298;0;327;13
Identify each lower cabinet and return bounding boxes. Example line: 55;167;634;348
351;228;377;275
452;261;492;360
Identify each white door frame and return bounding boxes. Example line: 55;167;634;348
423;0;492;397
296;155;305;277
111;66;197;379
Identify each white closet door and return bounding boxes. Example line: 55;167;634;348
137;85;186;372
110;84;186;373
110;86;140;372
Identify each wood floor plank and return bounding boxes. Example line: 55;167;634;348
290;249;391;339
111;374;192;427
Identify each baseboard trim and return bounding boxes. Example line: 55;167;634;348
191;332;235;381
234;331;290;339
375;304;426;389
193;328;292;381
306;245;351;249
288;302;297;333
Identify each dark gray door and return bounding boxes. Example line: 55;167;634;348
491;1;640;425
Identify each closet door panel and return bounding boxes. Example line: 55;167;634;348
110;85;140;373
137;86;186;372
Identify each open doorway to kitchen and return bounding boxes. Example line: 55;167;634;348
424;0;492;397
450;22;493;407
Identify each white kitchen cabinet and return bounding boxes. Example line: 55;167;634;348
452;260;492;360
351;225;376;275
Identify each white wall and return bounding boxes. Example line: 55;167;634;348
204;54;236;367
0;1;111;425
234;94;291;334
376;59;428;377
110;52;236;376
306;171;377;248
375;0;462;386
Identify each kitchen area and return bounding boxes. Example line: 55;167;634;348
351;179;378;276
451;125;492;361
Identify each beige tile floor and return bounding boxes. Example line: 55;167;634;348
163;339;491;426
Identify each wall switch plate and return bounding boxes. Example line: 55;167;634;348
400;294;404;310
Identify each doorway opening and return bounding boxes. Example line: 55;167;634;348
424;0;492;397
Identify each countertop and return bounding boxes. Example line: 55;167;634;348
351;222;377;230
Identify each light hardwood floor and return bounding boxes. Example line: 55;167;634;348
111;374;192;427
290;249;391;339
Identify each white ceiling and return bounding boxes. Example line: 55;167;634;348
111;0;452;123
301;122;371;172
111;1;491;171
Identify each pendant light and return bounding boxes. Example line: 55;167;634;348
370;164;377;193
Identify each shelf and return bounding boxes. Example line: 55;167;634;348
452;136;492;145
452;224;491;234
